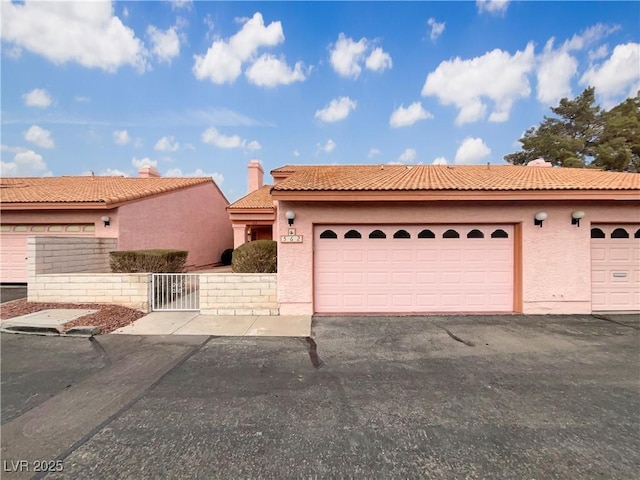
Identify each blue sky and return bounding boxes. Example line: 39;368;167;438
2;1;639;201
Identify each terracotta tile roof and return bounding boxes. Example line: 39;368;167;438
0;176;214;206
227;185;274;209
270;165;640;191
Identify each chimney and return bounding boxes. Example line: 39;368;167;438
527;158;553;167
138;165;161;178
247;159;264;193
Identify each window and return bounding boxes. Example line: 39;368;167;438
418;229;435;239
491;229;509;238
344;229;362;239
320;230;337;239
443;229;459;238
611;228;629;238
635;229;640;239
393;229;411;239
467;229;484;238
590;228;605;239
369;229;386;239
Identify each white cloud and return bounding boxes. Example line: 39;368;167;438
24;125;55;149
318;139;336;153
193;12;284;84
432;157;448;165
131;156;158;169
564;23;620;51
365;47;392;72
201;127;247;149
455;137;491;164
170;0;192;10
427;18;445;41
1;1;148;72
315;97;357;123
147;25;181;64
23;88;53;108
398;148;417;163
589;45;609;62
74;95;90;103
165;168;224;186
246;140;262;151
368;148;381;158
422;43;534;124
245;54;306;87
389;102;433;128
101;168;128;176
536;39;578;106
330;33;368;78
293;149;300;157
113;130;131;145
476;0;510;15
580;42;640;107
154;135;180;152
0;147;52;177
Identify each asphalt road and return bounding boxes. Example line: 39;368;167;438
1;314;639;479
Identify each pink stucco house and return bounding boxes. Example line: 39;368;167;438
230;161;639;316
0;166;233;282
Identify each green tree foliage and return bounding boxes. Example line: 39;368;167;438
504;87;640;172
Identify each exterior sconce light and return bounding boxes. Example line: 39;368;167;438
571;210;585;227
534;211;547;227
285;210;295;226
101;216;110;227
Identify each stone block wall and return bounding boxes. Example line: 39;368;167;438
199;273;278;315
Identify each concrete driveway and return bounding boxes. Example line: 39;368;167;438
1;314;638;479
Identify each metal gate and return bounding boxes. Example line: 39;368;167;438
151;273;200;311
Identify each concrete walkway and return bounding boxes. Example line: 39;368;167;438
112;311;311;337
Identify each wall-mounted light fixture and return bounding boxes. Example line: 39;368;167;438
571;210;585;227
534;211;548;227
101;215;110;227
285;210;295;226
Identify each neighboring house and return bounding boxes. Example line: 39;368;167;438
0;166;233;283
227;160;276;248
234;162;639;316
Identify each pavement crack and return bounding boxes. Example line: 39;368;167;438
591;314;640;330
440;327;475;347
304;337;324;368
88;336;112;367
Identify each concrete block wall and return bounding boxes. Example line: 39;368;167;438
199;273;278;315
28;236;117;275
28;273;150;312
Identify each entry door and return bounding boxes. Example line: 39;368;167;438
314;225;514;314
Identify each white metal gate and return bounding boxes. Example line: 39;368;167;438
151;273;200;311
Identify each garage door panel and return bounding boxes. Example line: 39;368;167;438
591;225;640;311
315;224;514;313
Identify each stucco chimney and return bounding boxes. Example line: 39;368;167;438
138;165;161;178
527;158;553;167
248;159;264;193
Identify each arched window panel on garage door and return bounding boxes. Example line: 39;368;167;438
467;229;484;238
635;229;640;239
611;228;629;238
369;229;386;239
344;229;362;239
393;229;411;239
443;229;460;238
591;228;606;239
320;229;338;239
418;229;435;239
491;229;509;238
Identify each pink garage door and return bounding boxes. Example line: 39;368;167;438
0;224;95;283
314;225;514;314
591;225;640;312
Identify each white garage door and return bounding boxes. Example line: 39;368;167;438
314;225;514;314
591;225;640;312
0;224;95;283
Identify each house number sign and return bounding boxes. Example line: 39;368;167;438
281;228;303;243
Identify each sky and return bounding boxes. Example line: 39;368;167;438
1;1;639;201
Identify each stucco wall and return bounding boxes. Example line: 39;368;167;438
117;182;233;269
276;200;639;315
27;236;117;276
199;273;278;315
28;273;150;311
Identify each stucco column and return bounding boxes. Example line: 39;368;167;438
233;224;247;249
